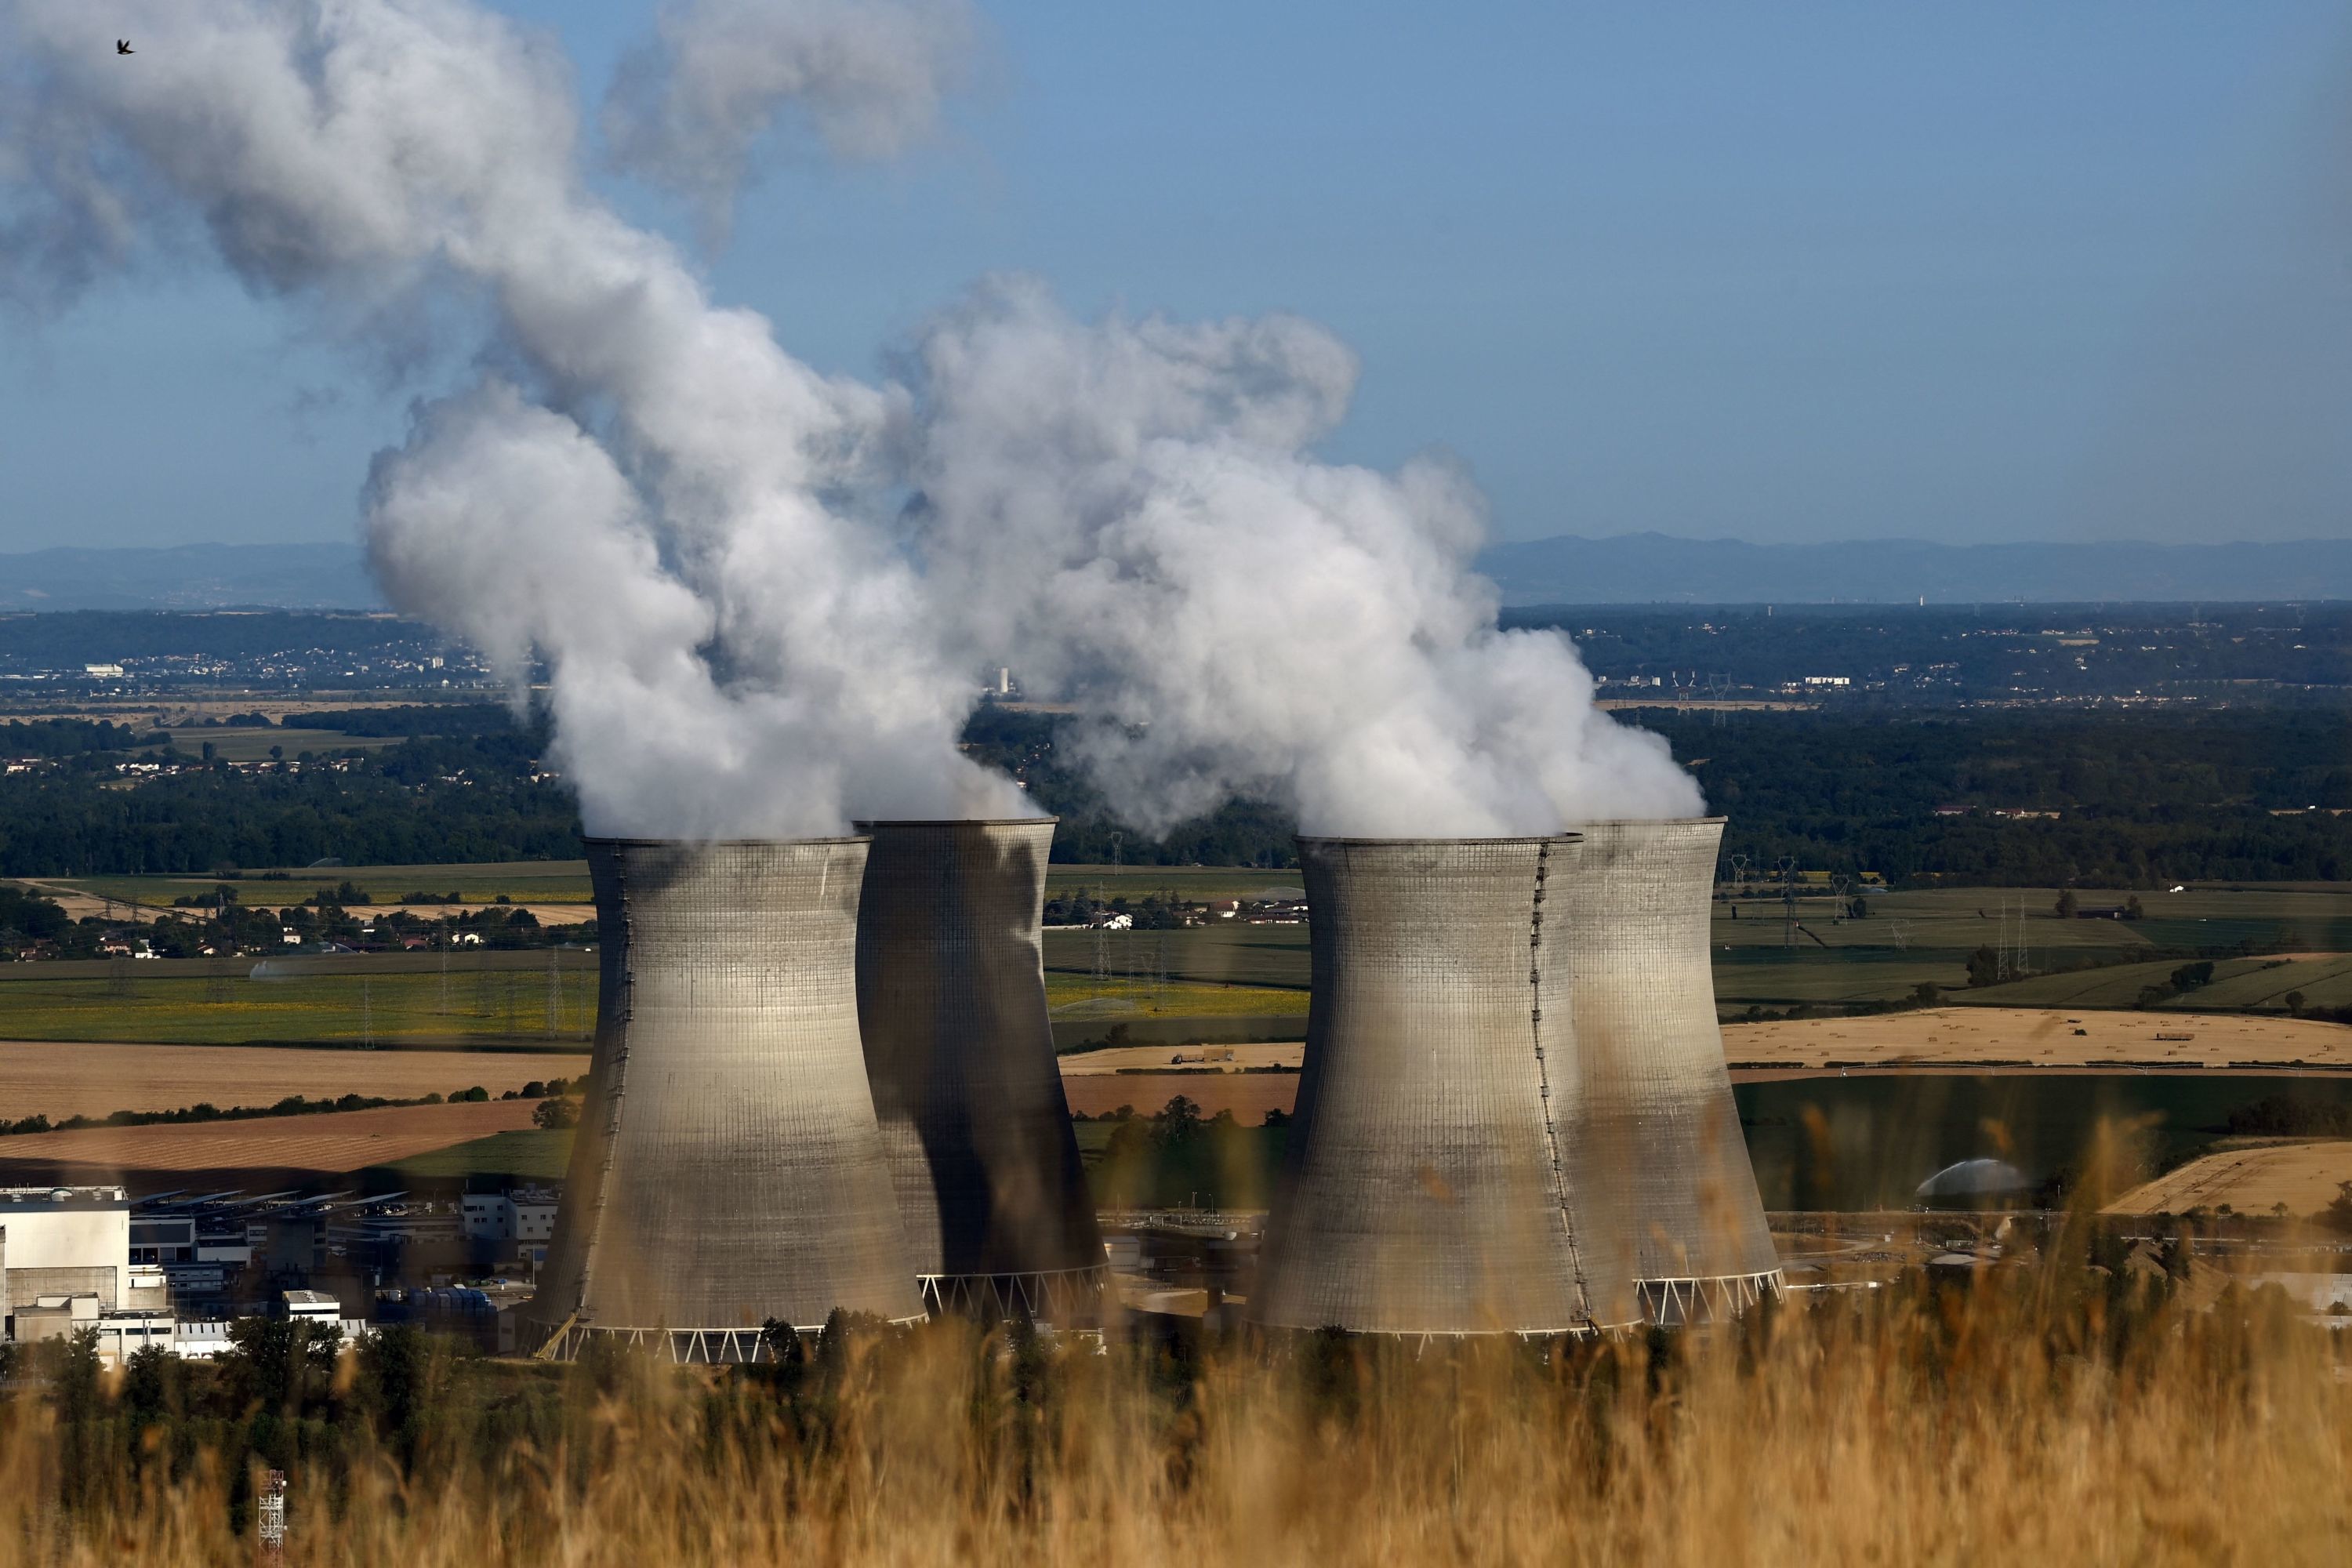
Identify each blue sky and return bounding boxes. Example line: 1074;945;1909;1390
3;1;2349;553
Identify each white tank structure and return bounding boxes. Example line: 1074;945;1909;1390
1250;835;1635;1338
532;837;926;1362
1554;818;1782;1324
854;818;1107;1324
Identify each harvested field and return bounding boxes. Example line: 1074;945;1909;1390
2103;1139;2352;1218
0;1098;539;1185
1721;1007;2352;1075
1061;1070;1298;1122
1060;1042;1301;1074
0;1040;589;1122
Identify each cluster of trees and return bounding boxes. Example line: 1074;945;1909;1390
8;699;2351;888
0;717;158;757
0;724;578;876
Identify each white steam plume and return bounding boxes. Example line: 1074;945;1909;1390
2;0;1696;842
904;280;1704;837
605;0;977;231
0;0;1024;837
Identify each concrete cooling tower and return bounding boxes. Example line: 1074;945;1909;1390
1251;835;1633;1338
855;819;1106;1323
533;837;924;1362
1555;818;1781;1324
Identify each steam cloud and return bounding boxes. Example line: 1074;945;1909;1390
607;0;977;233
0;0;1700;841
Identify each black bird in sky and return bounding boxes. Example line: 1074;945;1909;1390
117;39;133;55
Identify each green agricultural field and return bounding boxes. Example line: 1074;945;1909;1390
1041;924;1309;989
1947;956;2281;1011
1043;974;1308;1019
0;965;597;1047
2179;953;2352;1011
1712;949;1973;1009
1713;884;2352;959
383;1127;574;1184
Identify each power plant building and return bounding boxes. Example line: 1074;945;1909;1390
1554;818;1781;1323
534;838;925;1361
1251;836;1632;1337
855;818;1105;1322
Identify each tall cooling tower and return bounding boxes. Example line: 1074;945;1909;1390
855;819;1106;1323
533;837;924;1362
1251;836;1632;1338
1556;818;1781;1324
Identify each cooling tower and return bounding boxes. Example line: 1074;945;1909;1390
854;818;1107;1323
1251;835;1632;1338
1555;818;1781;1324
533;837;925;1362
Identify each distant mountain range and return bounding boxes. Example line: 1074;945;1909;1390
4;535;2349;612
0;543;386;612
1474;533;2352;606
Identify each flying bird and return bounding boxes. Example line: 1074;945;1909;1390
117;39;133;55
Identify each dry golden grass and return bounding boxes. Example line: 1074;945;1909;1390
0;1040;589;1122
1723;1005;2352;1073
1;1266;2347;1567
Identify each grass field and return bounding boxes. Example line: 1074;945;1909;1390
0;965;600;1047
0;1040;588;1121
157;725;398;762
388;1126;575;1183
1043;974;1308;1019
2103;1138;2352;1216
1720;1007;2352;1072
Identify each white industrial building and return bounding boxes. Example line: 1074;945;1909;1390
2;1185;174;1363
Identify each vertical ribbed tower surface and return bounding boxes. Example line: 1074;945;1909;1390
854;818;1105;1323
1555;818;1781;1324
1252;835;1628;1338
534;837;925;1362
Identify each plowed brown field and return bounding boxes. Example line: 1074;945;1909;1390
0;1040;589;1122
0;1098;539;1184
1720;1007;2352;1074
2103;1139;2352;1217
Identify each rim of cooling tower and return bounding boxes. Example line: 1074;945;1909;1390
1290;832;1584;848
579;834;872;846
851;817;1060;829
1556;815;1729;827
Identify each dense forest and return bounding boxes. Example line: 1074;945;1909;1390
1;705;2347;886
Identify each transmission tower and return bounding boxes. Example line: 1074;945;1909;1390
1776;855;1797;949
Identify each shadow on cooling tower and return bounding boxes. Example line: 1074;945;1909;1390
855;818;1108;1328
1556;818;1784;1327
531;837;925;1363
